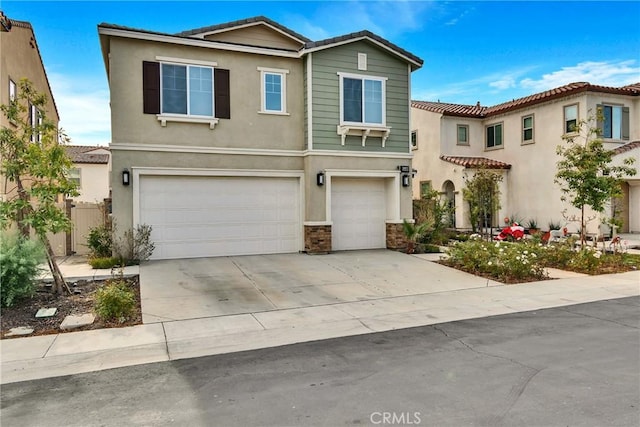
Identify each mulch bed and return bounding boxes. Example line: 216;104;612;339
0;275;142;339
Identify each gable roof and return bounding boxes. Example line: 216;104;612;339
65;145;110;164
98;16;422;69
440;155;512;170
177;15;311;44
413;82;640;118
6;18;60;120
612;140;640;156
304;30;423;70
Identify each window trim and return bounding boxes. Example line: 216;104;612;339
521;114;534;145
337;71;388;127
563;103;579;135
485;122;503;150
411;130;418;150
69;167;81;188
257;66;289;115
598;103;628;140
457;124;469;146
159;61;215;119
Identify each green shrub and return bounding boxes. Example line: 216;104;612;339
89;257;124;269
94;280;136;323
87;225;112;258
0;234;45;307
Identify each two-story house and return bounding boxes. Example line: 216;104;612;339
98;16;422;260
64;145;111;203
0;14;60;201
411;82;640;234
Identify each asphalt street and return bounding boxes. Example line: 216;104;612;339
2;297;638;427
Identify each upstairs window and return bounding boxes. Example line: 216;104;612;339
339;73;387;126
564;104;578;134
29;103;41;143
457;125;469;145
598;104;629;140
411;130;418;150
9;79;16;102
258;67;288;114
68;168;81;187
485;123;503;149
142;60;230;122
161;63;213;117
522;114;534;143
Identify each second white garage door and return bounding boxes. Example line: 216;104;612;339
331;178;387;250
140;175;301;259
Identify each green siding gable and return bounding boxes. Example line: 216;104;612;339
308;41;410;153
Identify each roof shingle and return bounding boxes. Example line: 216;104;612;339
612;141;640;156
65;146;110;164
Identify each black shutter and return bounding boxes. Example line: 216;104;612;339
142;61;160;114
214;68;230;119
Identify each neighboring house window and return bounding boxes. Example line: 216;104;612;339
485;123;503;149
69;168;81;188
258;67;288;114
411;130;418;150
420;181;432;198
522;114;534;143
457;125;469;145
142;61;230;120
339;73;387;126
9;79;16;102
564;104;578;134
598;104;629;140
29;103;40;143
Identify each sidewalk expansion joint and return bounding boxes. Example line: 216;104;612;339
250;313;267;330
43;333;60;358
161;323;171;359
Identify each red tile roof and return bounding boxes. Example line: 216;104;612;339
440;155;511;169
612;141;640;156
65;145;110;164
413;82;640;118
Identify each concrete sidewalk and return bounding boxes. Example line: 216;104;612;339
2;251;638;385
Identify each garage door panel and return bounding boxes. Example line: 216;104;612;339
140;176;301;259
331;178;386;251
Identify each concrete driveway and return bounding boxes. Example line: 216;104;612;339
139;250;499;323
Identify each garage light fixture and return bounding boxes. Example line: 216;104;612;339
122;169;130;186
316;171;325;186
402;174;410;187
397;165;410;173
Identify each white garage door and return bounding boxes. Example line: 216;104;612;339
331;178;387;250
140;176;301;259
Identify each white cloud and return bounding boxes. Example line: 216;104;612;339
489;76;516;90
48;73;111;146
520;60;640;91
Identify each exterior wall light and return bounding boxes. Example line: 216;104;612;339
316;171;325;186
122;169;130;186
397;165;410;173
402;174;410;187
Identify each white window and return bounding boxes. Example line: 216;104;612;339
457;125;469;145
599;104;629;140
486;123;503;149
339;73;387;126
411;130;418;150
258;67;288;114
161;63;213;117
564;104;578;134
9;79;16;102
522;114;534;143
29;103;40;143
69;168;81;187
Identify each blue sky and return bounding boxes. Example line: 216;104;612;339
3;1;639;146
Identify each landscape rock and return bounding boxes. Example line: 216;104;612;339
60;313;95;330
5;327;35;336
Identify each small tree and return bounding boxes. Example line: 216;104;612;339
0;79;79;294
463;168;503;239
555;113;636;246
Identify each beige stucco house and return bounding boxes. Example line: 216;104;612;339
98;16;423;259
64;145;111;203
411;82;640;234
0;14;60;201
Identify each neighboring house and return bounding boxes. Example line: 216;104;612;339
411;82;640;234
64;145;111;203
98;16;422;259
0;13;60;201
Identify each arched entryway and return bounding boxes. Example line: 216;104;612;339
442;180;456;228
